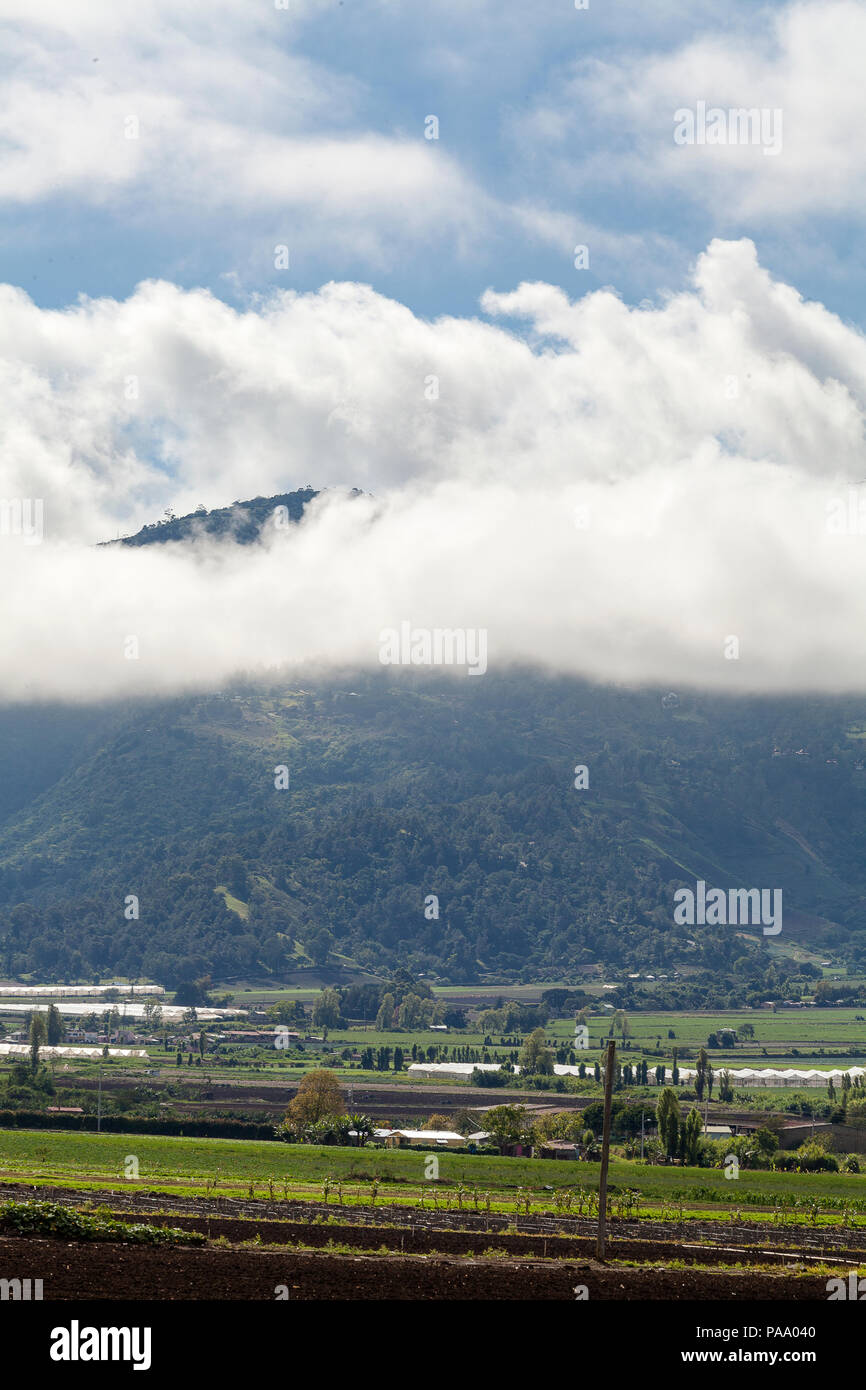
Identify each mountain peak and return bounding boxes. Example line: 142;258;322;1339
101;487;331;549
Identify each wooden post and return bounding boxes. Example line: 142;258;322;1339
596;1039;616;1261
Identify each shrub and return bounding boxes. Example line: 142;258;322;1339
0;1110;275;1141
469;1067;509;1088
0;1200;204;1245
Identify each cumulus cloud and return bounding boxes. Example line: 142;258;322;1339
7;0;856;313
0;0;490;266
526;0;866;224
2;237;866;700
0;0;771;295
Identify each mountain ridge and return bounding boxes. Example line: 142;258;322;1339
99;486;364;548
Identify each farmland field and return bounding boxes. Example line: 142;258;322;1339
5;1128;866;1217
0;1126;864;1312
4;994;866;1305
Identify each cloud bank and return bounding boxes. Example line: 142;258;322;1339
3;237;866;701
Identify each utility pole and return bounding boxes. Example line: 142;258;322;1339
596;1039;616;1261
640;1106;645;1161
97;1065;103;1134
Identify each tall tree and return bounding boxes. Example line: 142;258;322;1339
695;1048;714;1103
286;1069;344;1126
681;1107;703;1165
312;987;342;1031
519;1027;554;1076
46;1003;63;1046
483;1104;529;1153
29;1013;47;1073
656;1087;680;1160
143;1000;164;1032
375;993;395;1031
613;1010;631;1040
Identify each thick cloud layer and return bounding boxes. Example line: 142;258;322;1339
3;238;866;701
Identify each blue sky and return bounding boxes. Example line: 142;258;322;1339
2;0;864;326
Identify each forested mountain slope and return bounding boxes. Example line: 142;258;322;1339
2;663;866;995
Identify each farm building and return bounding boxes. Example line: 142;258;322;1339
407;1061;866;1089
679;1067;866;1088
384;1129;467;1149
537;1140;578;1159
703;1125;735;1140
408;1062;509;1080
0;1042;148;1059
0;984;163;998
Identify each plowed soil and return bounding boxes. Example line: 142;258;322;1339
2;1181;862;1262
0;1235;830;1300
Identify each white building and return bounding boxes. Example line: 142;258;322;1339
407;1060;866;1089
385;1129;467;1148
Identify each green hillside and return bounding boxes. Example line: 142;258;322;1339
2;668;866;995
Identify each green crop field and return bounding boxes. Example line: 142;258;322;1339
3;1128;866;1220
544;1008;866;1070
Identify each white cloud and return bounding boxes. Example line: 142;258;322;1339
2;238;866;698
0;0;488;264
527;0;866;223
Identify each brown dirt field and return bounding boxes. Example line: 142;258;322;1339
3;1180;864;1262
0;1235;831;1300
73;1075;591;1121
97;1210;858;1269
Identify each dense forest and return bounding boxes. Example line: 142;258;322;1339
2;669;866;994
